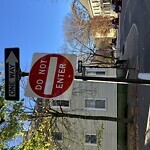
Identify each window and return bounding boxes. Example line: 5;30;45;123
86;70;106;76
96;71;105;75
94;8;100;11
35;98;43;112
51;100;69;107
92;0;99;3
85;134;97;144
94;12;100;15
103;4;110;11
104;12;110;15
103;0;110;3
85;98;106;110
93;5;99;8
52;132;63;141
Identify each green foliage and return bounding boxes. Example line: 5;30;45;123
97;123;104;150
18;117;58;150
0;95;26;149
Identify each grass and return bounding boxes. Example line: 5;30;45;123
117;69;128;150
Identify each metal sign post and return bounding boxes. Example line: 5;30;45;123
75;75;150;85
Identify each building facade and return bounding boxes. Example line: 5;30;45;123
50;79;117;150
78;0;117;50
79;0;118;18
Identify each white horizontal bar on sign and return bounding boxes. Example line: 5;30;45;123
44;57;58;95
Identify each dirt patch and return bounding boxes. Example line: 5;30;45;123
127;85;140;150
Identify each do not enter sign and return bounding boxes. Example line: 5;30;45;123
25;53;76;99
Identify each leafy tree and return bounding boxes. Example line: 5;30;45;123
18;117;57;150
64;1;91;46
64;0;113;47
89;15;112;36
0;99;26;149
61;37;117;68
16;100;131;150
62;1;117;68
0;90;132;150
0;73;132;150
0;79;27;149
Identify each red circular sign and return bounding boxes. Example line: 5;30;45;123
29;54;74;98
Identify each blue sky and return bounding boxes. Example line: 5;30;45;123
0;0;71;72
0;0;72;147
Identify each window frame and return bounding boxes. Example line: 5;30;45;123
103;0;111;3
84;133;97;145
86;70;106;76
51;99;70;108
84;98;107;110
52;132;63;141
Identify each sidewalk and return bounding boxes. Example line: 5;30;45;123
117;17;140;150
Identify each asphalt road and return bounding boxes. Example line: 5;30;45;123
119;0;150;149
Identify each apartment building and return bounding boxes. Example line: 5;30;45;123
49;79;117;150
79;0;117;18
27;61;118;149
78;0;117;50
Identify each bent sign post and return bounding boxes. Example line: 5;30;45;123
5;48;20;100
25;53;76;99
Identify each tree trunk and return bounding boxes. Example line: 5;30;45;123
26;112;133;124
51;112;132;123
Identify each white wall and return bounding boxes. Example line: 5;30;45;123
55;80;117;150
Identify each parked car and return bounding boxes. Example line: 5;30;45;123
112;0;122;6
112;17;119;29
114;59;127;68
112;38;117;46
115;5;121;13
112;0;122;13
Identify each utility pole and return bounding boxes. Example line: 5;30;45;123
21;71;150;85
75;75;150;85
